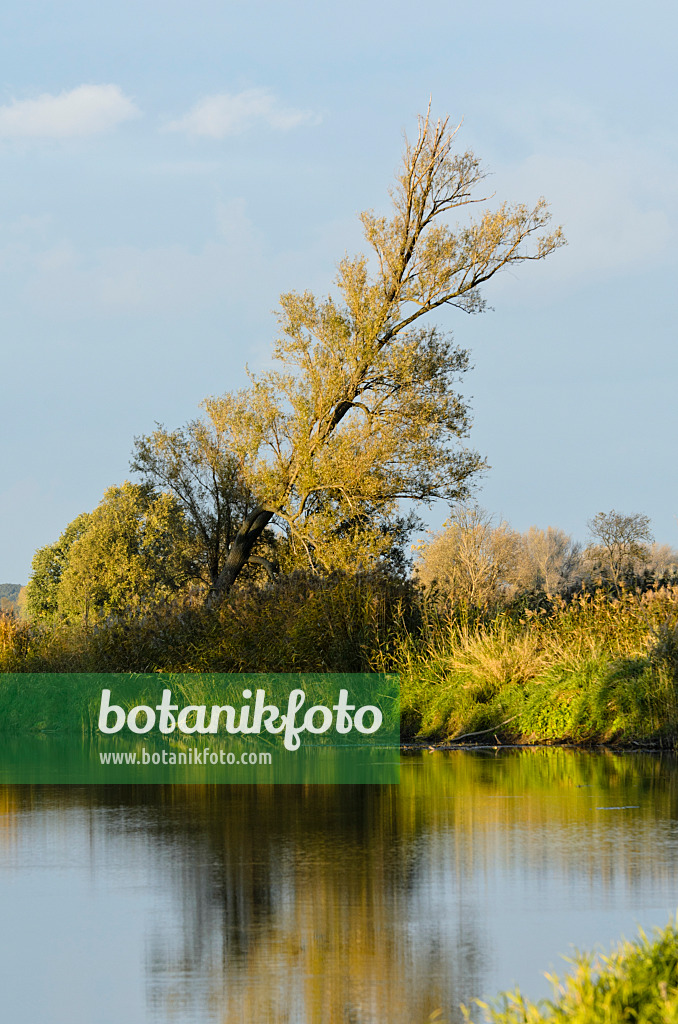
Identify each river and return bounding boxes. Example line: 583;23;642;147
1;749;677;1023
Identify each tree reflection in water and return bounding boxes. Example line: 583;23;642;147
2;750;678;1024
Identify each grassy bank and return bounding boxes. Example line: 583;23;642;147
1;579;677;746
398;587;678;747
460;918;678;1023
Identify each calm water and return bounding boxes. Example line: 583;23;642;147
1;749;678;1023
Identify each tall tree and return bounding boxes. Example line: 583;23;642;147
518;526;582;596
138;109;565;606
414;505;522;607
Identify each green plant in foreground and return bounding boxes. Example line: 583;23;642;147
461;918;678;1023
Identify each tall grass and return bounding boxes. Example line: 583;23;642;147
460;917;678;1024
390;586;678;745
3;581;678;746
0;573;414;674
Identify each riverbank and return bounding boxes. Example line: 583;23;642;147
2;582;677;746
398;587;678;747
400;650;677;747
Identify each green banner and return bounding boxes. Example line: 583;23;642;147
0;673;400;784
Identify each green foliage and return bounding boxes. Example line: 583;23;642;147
1;571;415;674
8;573;678;747
210;572;416;672
26;482;194;623
131;419;270;589
463;918;678;1024
26;512;91;618
647;611;678;681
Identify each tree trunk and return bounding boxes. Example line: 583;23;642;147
205;507;274;608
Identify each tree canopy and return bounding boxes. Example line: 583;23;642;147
131;419;271;589
134;108;565;605
27;511;92;619
414;506;521;607
27;482;193;622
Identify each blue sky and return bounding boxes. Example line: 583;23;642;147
1;0;677;582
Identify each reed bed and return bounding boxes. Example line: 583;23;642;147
2;581;678;746
389;586;678;745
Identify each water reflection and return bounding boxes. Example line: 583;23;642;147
1;750;678;1023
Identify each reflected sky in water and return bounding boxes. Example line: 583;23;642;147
1;750;678;1023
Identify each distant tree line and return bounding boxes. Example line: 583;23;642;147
24;490;677;624
414;507;678;609
0;583;27;617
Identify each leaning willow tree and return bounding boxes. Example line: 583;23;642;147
134;110;565;607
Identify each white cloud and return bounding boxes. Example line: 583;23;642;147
166;88;320;138
0;85;140;139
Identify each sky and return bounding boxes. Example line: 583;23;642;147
1;0;677;583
